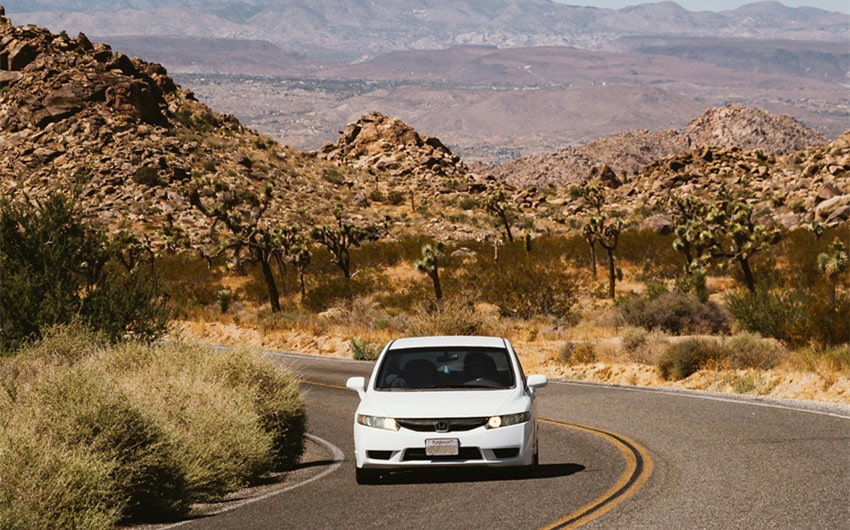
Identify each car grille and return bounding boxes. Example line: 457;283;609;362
402;447;483;461
396;417;488;432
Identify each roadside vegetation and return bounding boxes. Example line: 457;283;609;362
0;186;847;526
0;325;305;528
0;196;306;528
173;218;849;401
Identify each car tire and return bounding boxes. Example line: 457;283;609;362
356;467;380;485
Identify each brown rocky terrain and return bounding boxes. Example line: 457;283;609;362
8;2;849;163
1;15;848;406
481;104;830;188
1;14;848;253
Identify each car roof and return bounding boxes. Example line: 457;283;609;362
388;336;508;350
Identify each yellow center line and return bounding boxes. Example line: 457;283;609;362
539;418;653;529
301;379;653;528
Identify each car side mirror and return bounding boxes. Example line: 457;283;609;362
346;376;366;399
527;374;547;391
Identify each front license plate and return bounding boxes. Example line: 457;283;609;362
425;438;459;456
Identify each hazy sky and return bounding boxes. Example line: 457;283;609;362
554;1;850;14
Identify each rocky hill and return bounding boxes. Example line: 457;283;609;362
1;15;847;260
0;14;457;251
482;104;829;187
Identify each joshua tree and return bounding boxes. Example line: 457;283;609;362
311;205;375;279
482;188;515;243
670;190;781;293
818;237;849;306
188;179;285;312
576;183;624;298
414;242;445;306
290;240;311;299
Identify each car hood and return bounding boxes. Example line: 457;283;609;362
359;388;526;418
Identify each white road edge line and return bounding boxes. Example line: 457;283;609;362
159;433;345;528
554;379;850;420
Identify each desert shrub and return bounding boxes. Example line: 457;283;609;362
132;166;162;186
406;297;490;337
108;343;274;501
616;291;731;335
0;193;169;353
725;332;785;370
0;428;119;530
797;344;850;375
208;347;307;470
157;253;224;311
79;265;171;344
257;308;315;334
617;230;681;278
472;248;576;320
777;226;850;288
620;326;649;353
656;338;730;380
619;327;670;365
726;287;850;347
558;341;596;365
303;276;358;312
387;189;407;205
23;366;188;522
350;338;383;361
321;168;346;185
1;332;307;525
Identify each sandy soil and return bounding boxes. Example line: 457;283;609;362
177;321;850;407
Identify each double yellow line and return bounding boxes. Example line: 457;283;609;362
540;418;653;529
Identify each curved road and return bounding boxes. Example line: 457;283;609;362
181;353;850;529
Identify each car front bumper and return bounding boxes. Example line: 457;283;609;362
353;419;536;470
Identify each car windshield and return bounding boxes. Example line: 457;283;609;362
375;347;516;390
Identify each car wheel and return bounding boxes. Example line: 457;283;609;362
356;467;380;485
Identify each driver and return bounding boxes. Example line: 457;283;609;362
464;351;497;382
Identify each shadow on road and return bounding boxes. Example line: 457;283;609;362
371;462;585;485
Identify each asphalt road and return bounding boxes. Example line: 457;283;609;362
177;353;850;529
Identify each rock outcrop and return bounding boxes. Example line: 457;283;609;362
0;14;846;255
486;104;829;188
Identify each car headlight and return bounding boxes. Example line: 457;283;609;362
486;412;530;429
357;414;399;431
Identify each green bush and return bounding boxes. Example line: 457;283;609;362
0;193;169;353
657;338;729;380
726;287;850;347
350;338;383;361
616;291;731;335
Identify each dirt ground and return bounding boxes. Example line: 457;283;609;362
178;321;850;407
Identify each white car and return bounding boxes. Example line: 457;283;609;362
346;335;547;484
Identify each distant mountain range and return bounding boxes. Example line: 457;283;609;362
7;1;849;61
4;1;849;162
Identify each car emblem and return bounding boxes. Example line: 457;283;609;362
434;420;450;433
